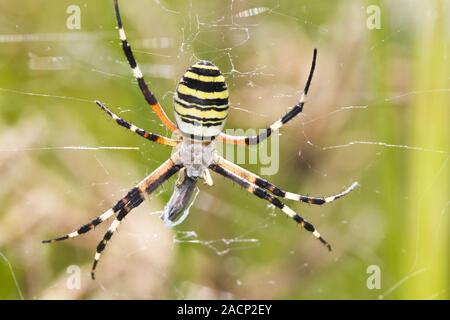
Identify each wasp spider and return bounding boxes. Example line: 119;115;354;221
43;0;359;279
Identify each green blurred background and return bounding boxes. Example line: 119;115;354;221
0;0;448;299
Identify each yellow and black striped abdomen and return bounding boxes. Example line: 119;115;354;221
174;61;229;140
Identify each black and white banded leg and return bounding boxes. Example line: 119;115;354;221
209;163;332;251
217;156;359;205
95;101;179;147
44;158;182;279
113;0;178;132
42;186;142;243
219;48;317;146
90;158;181;279
91;190;143;279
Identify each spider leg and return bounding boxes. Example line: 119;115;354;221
42;186;137;243
209;163;332;251
216;156;358;205
91;158;182;279
218;48;317;146
95;101;180;147
42;209;115;243
113;0;177;132
91;193;142;280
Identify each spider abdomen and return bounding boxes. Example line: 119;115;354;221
174;61;229;140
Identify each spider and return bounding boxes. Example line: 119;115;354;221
43;0;359;279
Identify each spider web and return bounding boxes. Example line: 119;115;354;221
0;0;448;300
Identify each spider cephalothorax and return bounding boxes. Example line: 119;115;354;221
43;0;359;280
175;139;215;179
